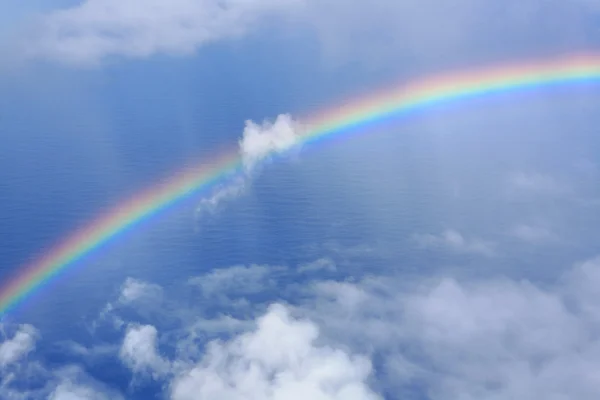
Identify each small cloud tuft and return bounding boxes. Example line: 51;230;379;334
412;229;495;256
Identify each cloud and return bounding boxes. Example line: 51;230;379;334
239;114;303;172
22;0;595;68
412;229;495;256
298;257;337;273
194;177;246;222
49;366;125;400
25;0;302;66
0;325;37;368
508;172;569;196
169;304;381;400
49;383;111;400
120;324;170;378
0;330;122;400
294;0;597;69
195;114;301;225
511;224;556;244
188;264;284;298
301;256;600;400
19;252;600;399
93;278;165;331
118;278;164;306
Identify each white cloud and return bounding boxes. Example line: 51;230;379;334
119;278;164;306
120;324;170;378
194;177;247;222
239;114;303;172
511;224;556;244
188;264;283;298
412;229;495;256
0;338;122;400
301;255;600;400
298;258;337;273
195;114;301;225
93;278;165;332
49;366;125;400
26;0;302;65
170;304;381;400
0;325;37;368
49;382;115;400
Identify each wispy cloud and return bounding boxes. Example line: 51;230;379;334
412;229;495;256
48;366;125;400
507;172;569;196
300;0;595;67
298;257;337;273
118;278;164;306
188;264;284;298
0;333;123;399
511;224;557;244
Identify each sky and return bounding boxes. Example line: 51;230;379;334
1;0;600;399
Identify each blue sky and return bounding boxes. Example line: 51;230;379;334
1;1;600;399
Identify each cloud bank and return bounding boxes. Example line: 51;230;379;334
21;0;597;67
303;256;600;400
26;0;302;66
7;252;600;399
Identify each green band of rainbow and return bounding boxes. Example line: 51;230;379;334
2;54;600;316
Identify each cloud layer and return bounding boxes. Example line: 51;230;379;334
6;252;600;399
26;0;302;65
20;0;598;67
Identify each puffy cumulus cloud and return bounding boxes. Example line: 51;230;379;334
0;324;37;368
120;324;170;378
303;256;600;400
412;229;495;256
26;0;303;66
170;304;381;400
239;114;303;172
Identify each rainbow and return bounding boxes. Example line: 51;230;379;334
2;53;600;316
